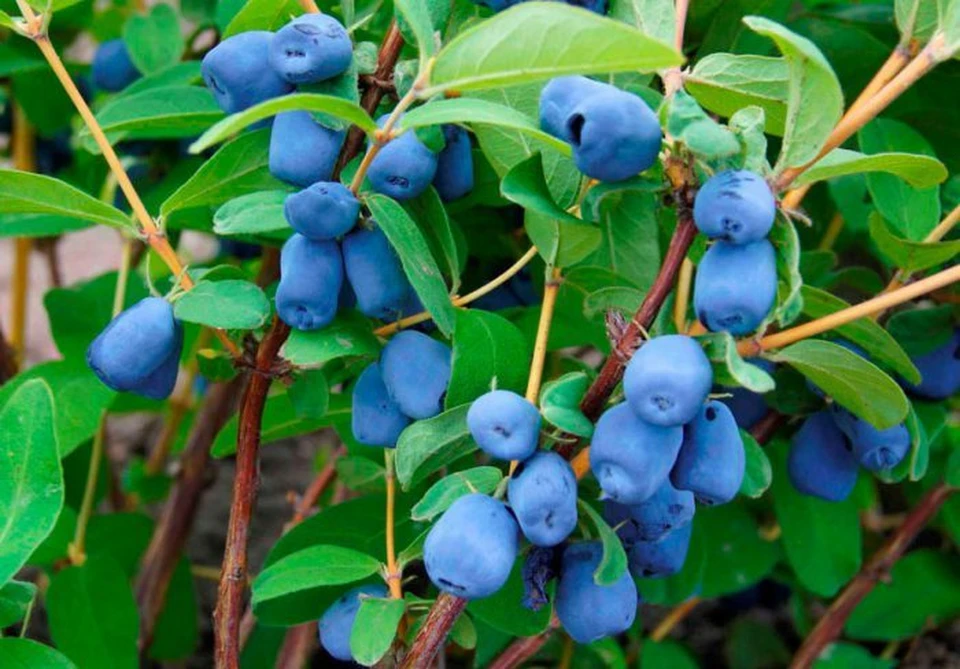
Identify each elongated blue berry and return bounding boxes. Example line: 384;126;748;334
693;170;776;244
555;542;638;643
318;584;388;661
623;335;713;427
671;401;745;506
604;478;695;544
269;14;352;85
269;111;345;187
788;411;859;502
284;181;360;240
508;452;578;547
694;239;777;336
342;225;411;320
628;521;693;579
467;390;541;461
380;331;451;419
830;405;910;473
201;31;292;114
275;234;343;331
351;363;411;448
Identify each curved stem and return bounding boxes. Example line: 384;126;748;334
400;593;468;669
885;202;960;292
650;596;700;642
817;212;845;252
673;258;694;333
384;450;402;599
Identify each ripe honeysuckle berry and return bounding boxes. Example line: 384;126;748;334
469;0;523;11
590;403;683;505
719;358;775;430
275;233;343;331
342;225;411;320
671;401;745;506
604;477;695;544
788;411;859;502
284;182;360;241
623;334;713;427
694;239;777;336
201;31;292;115
467;390;541;461
693;170;776;244
380;331;451;420
830;405;910;473
86;297;183;400
539;76;607;143
317;584;388;661
91;39;140;93
507;451;578;547
269;14;353;85
567;0;608;13
269;111;345;188
627;521;693;579
903;328;960;400
423;493;519;599
367;116;438;201
351;363;411;448
433;125;475;202
555;542;638;644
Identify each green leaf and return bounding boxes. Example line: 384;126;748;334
582;285;644;319
501;154;588;227
149;557;199;661
770;440;861;596
162;129;286;216
395;404;475;491
0;380;62;587
640;639;699;669
525;208;603;269
288;370;330;421
190;94;376;154
700;332;776;392
609;0;675;45
395;0;436;66
0;11;20;32
886;305;955;357
364;194;456;336
350;596;406;666
0;580;35;627
468;560;551;637
743;16;843;171
213;190;290;238
0;639;77;668
336;457;385;494
869;212;960;274
423;3;682;97
281;311;381;368
123;4;184;75
697;503;779;598
398;98;571;156
449;612;478;650
123;62;203;95
173;280;271;330
0;213;92;238
666;90;741;160
773;340;909;430
859;119;941;241
846;550;960;640
739;430;772;498
726;618;791;669
770;213;803;327
814;642;895;669
578;500;628;586
0;170;132;231
223;0;301;36
445;309;530;409
896;0;941;42
81;86;223;152
402;187;461;293
252;545;381;609
539;372;594;438
686;54;788;136
411;467;504;522
794;148;947;189
731;105;771;174
800;286;920;384
46;556;140;669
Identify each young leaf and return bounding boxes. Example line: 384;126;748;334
666;90;741;160
577;500;628;586
223;0;301;36
700;332;776;392
336;457;386;494
501;153;588;227
0;639;77;668
394;0;436;65
640;639;698;669
895;0;940;42
773;339;909;429
173;279;271;330
46;556;140;669
0;379;62;587
123;4;185;75
402;187;461;293
395;404;476;491
739;430;772;499
445;309;530;409
213;190;290;238
869;212;960;274
743;16;843;171
792;148;947;189
0;171;133;231
411;467;504;522
539;371;595;438
449;611;478;650
770;213;803;327
686;54;789;135
364;194;456;336
252;545;382;608
350;596;406;666
281;311;381;368
609;0;676;45
423;3;682;96
0;579;36;627
190;93;377;154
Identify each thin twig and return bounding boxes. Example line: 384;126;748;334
9;102;35;369
400;593;468;669
384;450;403;599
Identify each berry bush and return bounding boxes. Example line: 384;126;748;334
0;0;958;667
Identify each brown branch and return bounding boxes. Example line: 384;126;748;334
750;410;786;445
488;629;553;669
0;322;17;385
275;623;317;669
400;593;468;669
790;483;957;668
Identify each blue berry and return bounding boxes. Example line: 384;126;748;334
317;584;388;661
555;542;638;643
623;335;713;427
269;14;353;85
671;401;745;506
693;170;776;244
275;233;343;331
86;297;183;400
467;390;541;461
284;181;359;240
351;363;411;448
91;39;140;92
590;404;683;505
604;477;695;544
433;125;474;202
380;331;451;419
719;358;775;429
627;521;693;579
424;494;519;599
201;32;292;114
367;117;439;201
904;328;960;400
507;452;578;547
342;225;411;320
694;239;777;336
539;76;606;142
830;405;910;473
788;411;859;502
269;111;345;187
